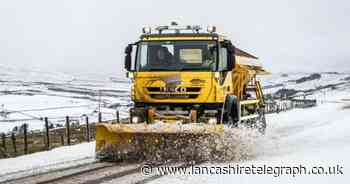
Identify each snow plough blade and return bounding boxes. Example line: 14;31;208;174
95;123;225;162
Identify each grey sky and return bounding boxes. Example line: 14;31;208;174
0;0;349;77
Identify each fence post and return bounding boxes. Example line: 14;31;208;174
1;133;6;151
116;111;120;124
85;116;90;142
98;112;102;123
66;116;71;145
23;124;28;154
11;132;17;155
45;117;50;150
60;134;64;146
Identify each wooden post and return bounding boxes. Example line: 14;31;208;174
116;111;120;124
190;109;197;123
1;133;6;151
60;134;64;146
11;132;17;155
66;116;71;145
98;112;102;123
45;117;50;150
85;116;90;142
23;124;28;154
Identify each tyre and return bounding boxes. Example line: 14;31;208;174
222;95;239;126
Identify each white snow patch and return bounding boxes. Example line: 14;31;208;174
0;142;95;182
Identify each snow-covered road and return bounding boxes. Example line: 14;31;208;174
0;142;96;182
152;89;350;183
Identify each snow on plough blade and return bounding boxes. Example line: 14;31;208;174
95;123;225;162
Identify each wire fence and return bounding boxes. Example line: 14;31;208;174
0;111;122;159
264;98;317;114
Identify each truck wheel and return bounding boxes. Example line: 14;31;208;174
222;95;239;126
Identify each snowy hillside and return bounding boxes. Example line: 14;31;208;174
259;72;350;97
0;65;131;133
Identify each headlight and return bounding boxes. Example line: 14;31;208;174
208;118;217;125
132;116;139;124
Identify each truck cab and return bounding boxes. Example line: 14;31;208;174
124;23;267;130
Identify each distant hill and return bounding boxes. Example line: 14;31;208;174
295;73;321;84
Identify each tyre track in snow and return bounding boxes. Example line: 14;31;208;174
98;161;205;184
43;161;182;184
1;161;144;184
0;156;96;183
1;161;116;184
1;161;203;184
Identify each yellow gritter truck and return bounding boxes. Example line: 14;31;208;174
95;23;269;161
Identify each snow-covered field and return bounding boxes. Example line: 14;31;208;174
259;72;350;95
0;65;131;133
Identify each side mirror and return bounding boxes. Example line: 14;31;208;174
124;44;133;71
227;45;236;70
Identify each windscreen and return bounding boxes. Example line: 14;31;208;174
136;41;217;71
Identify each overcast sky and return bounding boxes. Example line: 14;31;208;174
0;0;349;77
